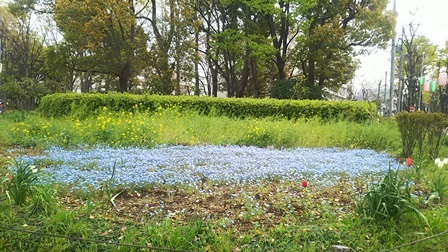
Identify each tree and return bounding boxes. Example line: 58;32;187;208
191;0;223;97
0;2;49;109
436;42;448;113
192;0;276;98
297;0;395;99
401;24;438;111
53;0;149;92
43;43;78;92
0;2;45;82
259;0;313;81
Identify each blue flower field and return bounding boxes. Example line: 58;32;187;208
20;145;400;191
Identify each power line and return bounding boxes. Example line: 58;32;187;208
381;230;448;252
0;225;197;252
413;23;448;27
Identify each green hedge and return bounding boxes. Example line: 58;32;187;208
39;93;375;122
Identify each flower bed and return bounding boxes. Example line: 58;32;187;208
20;145;400;191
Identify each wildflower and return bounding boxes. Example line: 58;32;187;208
30;165;38;173
302;181;308;187
443;158;448;165
435;158;445;168
405;158;412;167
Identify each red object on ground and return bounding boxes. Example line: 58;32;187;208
405;158;412;167
302;181;308;187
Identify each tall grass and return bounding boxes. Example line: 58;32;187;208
0;108;402;153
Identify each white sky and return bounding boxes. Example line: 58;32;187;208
355;0;448;90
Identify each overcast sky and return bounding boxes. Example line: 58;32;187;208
355;0;448;90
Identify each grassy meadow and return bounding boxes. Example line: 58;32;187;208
1;107;448;251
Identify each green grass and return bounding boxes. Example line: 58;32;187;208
1;108;402;151
0;109;447;251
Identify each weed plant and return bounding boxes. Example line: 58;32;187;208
4;159;39;206
356;167;428;225
430;173;448;200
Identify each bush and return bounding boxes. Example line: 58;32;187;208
396;112;448;158
39;93;374;123
426;113;448;158
270;78;307;99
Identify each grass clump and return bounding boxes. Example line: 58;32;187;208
4;159;39;206
356;167;428;226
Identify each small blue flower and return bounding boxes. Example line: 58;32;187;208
19;145;400;191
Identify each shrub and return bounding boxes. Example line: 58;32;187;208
396;112;448;158
396;112;427;157
39;93;374;123
426;113;448;159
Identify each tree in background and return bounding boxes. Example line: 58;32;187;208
0;1;50;109
0;0;403;102
401;24;438;112
43;42;78;92
436;43;448;113
136;0;198;95
193;0;297;98
53;0;149;92
296;0;395;99
193;0;395;99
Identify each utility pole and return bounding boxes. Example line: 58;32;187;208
389;0;397;115
418;53;425;111
0;37;2;73
384;71;388;115
397;26;405;113
0;36;3;88
397;53;404;112
377;79;382;114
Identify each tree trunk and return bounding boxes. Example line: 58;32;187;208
236;57;250;97
250;57;260;98
194;27;200;96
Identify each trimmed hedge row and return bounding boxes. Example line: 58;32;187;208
39;93;375;122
